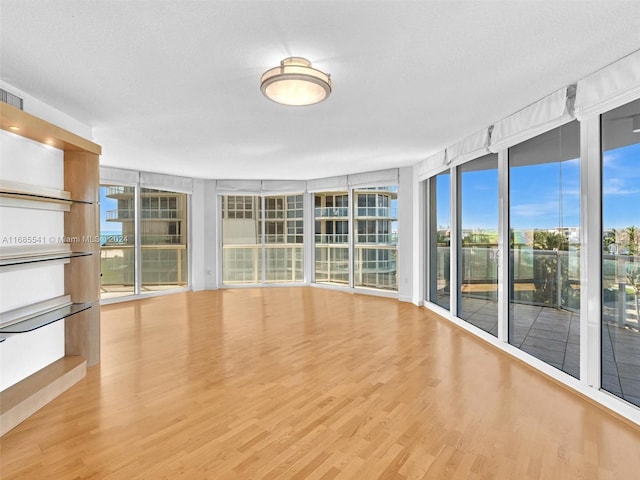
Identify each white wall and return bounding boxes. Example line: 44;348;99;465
397;167;414;303
0;81;92;139
0;133;67;391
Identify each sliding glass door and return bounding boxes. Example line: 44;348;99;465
429;172;451;309
601;98;640;407
99;185;135;299
140;188;188;291
508;121;581;378
314;191;350;285
458;155;499;335
221;194;304;285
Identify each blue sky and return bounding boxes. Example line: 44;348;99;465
436;141;639;231
603;143;640;229
99;187;122;234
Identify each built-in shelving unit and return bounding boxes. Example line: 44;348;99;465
0;102;101;436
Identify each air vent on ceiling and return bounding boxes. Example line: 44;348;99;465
0;88;24;110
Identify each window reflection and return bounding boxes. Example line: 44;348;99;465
100;185;135;299
140;187;188;291
509;121;581;378
429;172;451;309
601;98;640;407
459;155;498;335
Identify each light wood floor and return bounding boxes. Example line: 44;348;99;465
1;288;639;479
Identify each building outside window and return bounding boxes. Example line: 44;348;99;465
353;187;397;291
221;194;304;284
314;187;398;291
100;185;188;299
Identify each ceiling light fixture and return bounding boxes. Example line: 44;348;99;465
632;114;640;133
260;57;332;106
7;125;20;131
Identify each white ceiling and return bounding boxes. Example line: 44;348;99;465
1;1;639;180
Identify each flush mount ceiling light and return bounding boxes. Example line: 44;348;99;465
633;114;640;133
260;57;332;106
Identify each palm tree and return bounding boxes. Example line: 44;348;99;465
627;264;640;323
627;226;638;256
532;230;568;306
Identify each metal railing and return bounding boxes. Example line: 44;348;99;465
221;244;304;284
314;207;349;218
106;209;182;220
100;245;187;290
355;207;397;218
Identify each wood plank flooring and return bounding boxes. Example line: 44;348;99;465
1;288;639;479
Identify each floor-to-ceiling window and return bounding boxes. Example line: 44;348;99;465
221;195;261;284
100;184;189;299
314;191;350;285
314;186;398;291
508;121;581;378
601;98;640;407
353;187;398;291
221;194;304;285
429;172;451;309
100;185;135;299
458;154;499;335
140;187;188;291
264;194;304;283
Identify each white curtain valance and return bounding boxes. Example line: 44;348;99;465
261;180;307;195
415;150;447;181
575;49;640;120
446;128;491;166
489;87;574;152
306;175;348;193
215;180;306;195
140;172;193;194
348;168;398;188
215;179;262;194
100;166;139;185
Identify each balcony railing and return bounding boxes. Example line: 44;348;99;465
355;207;397;219
106;209;134;220
105;186;133;197
106;208;182;220
314;234;349;244
314;207;349;218
221;244;304;284
100;245;187;290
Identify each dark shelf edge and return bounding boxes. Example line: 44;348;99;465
0;251;94;268
0;190;95;205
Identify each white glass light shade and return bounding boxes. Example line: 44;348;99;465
260;57;332;106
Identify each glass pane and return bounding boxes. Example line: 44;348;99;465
509;121;580;378
140;188;188;291
601;98;640;407
459;155;498;335
222;195;261;284
314;192;349;285
100;185;135;299
353;186;398;291
429;172;451;309
265;194;303;283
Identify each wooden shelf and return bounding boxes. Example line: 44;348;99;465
0;103;101;155
0;355;86;436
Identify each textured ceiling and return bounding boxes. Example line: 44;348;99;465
1;1;639;180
